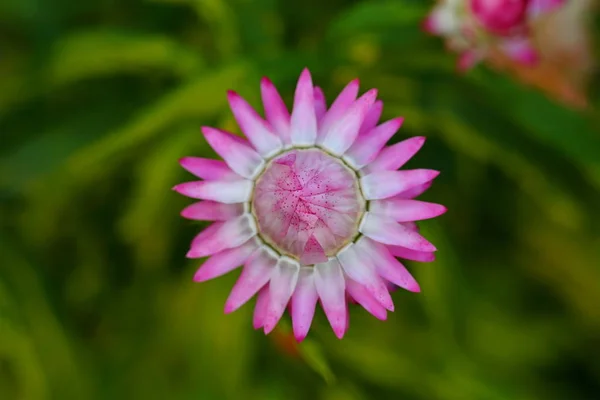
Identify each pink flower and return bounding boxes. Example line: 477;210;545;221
423;0;567;70
174;69;446;341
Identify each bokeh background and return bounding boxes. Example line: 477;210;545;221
1;0;600;399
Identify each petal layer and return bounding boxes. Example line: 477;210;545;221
359;212;437;252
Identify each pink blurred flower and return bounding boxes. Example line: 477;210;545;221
174;69;446;341
423;0;567;70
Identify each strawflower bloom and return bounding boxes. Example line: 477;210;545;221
423;0;567;71
174;69;446;341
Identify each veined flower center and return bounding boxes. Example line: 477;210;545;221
252;148;365;260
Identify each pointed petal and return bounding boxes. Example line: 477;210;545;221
387;245;436;262
394;181;433;199
345;279;387;320
314;258;347;338
362;136;426;174
360;212;437;251
194;238;259;282
201;126;265;179
527;0;566;18
345;117;404;168
224;246;277;313
355;237;420;292
360;169;440;200
264;257;300;334
320;89;378;155
314;87;327;122
499;37;538;66
291;267;318;341
370;199;447;221
300;234;328;265
253;286;270;329
290;68;317;145
188;222;223;254
173;179;253;203
359;100;383;135
337;244;394;311
179;157;239;180
227;91;283;157
187;214;257;258
181;201;245;221
260;77;291;144
318;79;360;139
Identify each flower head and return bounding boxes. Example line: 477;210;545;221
423;0;567;70
174;69;446;341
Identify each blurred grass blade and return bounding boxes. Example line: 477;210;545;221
48;29;206;86
298;339;336;384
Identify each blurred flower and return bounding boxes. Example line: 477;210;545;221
487;0;595;108
423;0;567;71
174;69;446;341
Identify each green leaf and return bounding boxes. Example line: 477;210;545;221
117;126;205;270
298;339;336;384
327;0;427;38
47;29;205;86
468;70;600;168
64;62;248;182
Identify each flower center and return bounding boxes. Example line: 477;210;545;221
252;148;365;261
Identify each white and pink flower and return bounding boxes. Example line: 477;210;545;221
423;0;567;70
175;69;446;341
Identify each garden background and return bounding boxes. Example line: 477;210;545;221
1;0;599;399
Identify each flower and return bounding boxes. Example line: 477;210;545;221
487;0;594;108
174;69;446;341
423;0;567;71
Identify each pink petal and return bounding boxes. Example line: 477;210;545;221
290;68;317;145
337;244;394;311
362;136;425;174
356;238;420;292
314;86;327;122
264;258;300;334
320;89;378;155
527;0;566;18
360;169;440;200
172;180;253;203
194;238;259;282
291;267;319;341
499;37;539;66
360;212;437;252
358;100;383;135
370;199;447;221
457;50;484;72
318;79;360;139
189;222;223;253
345;279;387;320
314;258;347;338
180;201;244;221
253;286;271;329
260;77;291;144
422;6;459;35
186;214;257;258
227;90;283;157
179;157;239;180
300;234;328;265
387;245;436;262
201;126;264;179
345;117;404;168
394;181;433;199
224;246;277;313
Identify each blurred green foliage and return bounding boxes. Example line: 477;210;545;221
1;0;600;399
